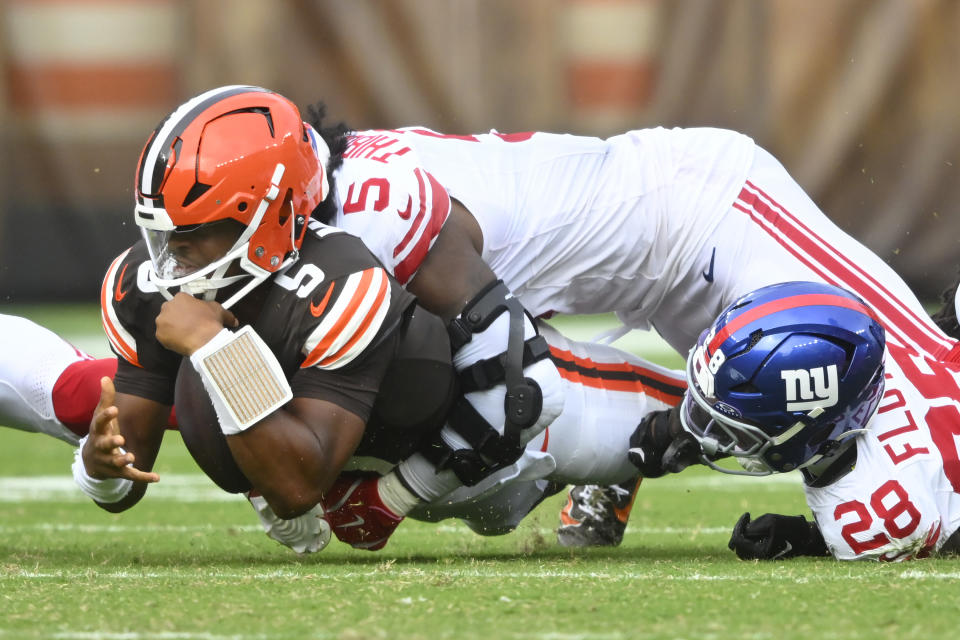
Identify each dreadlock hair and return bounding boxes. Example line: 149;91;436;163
304;101;352;224
930;270;960;339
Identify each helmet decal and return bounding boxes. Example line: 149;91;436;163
781;364;838;411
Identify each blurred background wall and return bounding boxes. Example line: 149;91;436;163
1;0;957;304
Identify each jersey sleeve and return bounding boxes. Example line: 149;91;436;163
335;131;451;285
298;265;395;371
277;229;419;422
100;244;181;403
101;248;143;368
287;265;404;422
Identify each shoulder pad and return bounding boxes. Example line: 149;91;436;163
334;145;451;285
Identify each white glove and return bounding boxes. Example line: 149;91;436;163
246;492;332;554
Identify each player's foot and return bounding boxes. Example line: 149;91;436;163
557;477;641;547
323;473;405;551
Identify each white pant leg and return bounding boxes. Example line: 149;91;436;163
530;322;685;485
409;473;559;536
0;315;85;445
409;323;685;530
733;146;941;352
650;142;939;356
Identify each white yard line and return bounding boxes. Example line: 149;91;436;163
0;521;730;537
1;566;954;582
0;474;236;502
0;472;802;503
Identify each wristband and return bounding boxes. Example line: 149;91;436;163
72;435;134;503
190;326;292;435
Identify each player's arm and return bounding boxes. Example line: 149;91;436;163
154;292;365;518
406;200;496;321
82;246;182;512
76;377;165;513
401;199;564;487
343;165;564;496
338;162;561;503
222;396;365;519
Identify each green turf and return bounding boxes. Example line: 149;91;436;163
1;306;958;639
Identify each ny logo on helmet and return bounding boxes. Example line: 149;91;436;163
780;365;838;411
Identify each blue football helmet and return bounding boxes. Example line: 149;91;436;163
681;281;886;475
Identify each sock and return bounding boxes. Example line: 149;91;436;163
393;452;463;505
377;469;425;516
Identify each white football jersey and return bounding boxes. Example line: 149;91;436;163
805;342;960;561
332;126;753;335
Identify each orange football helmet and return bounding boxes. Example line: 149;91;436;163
134;85;330;307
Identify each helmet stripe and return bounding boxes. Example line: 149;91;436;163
137;85;271;203
707;293;877;355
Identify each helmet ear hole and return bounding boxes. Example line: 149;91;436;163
730;381;760;394
237;201;248;212
819;336;857;377
277;189;294;225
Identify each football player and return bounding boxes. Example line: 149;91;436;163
677;281;960;561
83;86;573;553
293;90;958;549
79;88;461;557
88;85;959;554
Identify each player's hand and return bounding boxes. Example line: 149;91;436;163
155;292;239;356
628;408;703;478
322;474;404;551
728;512;829;560
82;377;159;483
246;491;331;554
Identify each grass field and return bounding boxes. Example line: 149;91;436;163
2;305;958;640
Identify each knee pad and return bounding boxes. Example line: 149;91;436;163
425;280;565;485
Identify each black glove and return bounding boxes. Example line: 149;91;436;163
628;408;704;478
728;512;830;560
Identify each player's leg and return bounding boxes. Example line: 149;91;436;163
51;357;119;438
410;477;564;535
533;322;685;547
405;322;683;539
735;144;950;353
0;314;107;445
